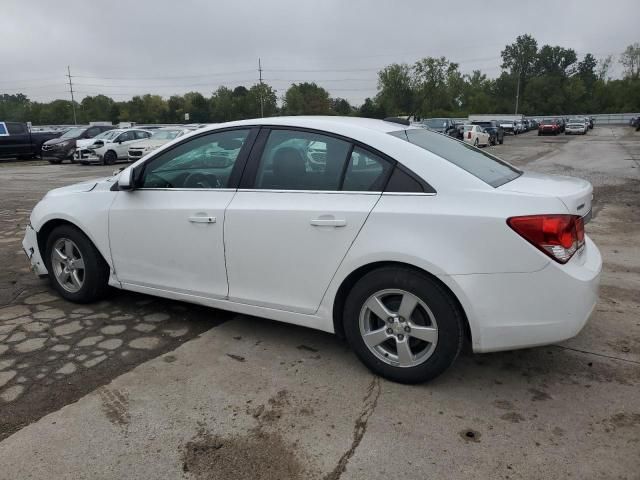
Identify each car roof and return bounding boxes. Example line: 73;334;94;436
195;116;411;135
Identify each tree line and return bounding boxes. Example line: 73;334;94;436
1;35;639;125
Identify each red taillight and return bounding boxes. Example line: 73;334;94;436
507;214;585;264
467;131;471;139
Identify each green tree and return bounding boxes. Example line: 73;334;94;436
376;63;414;116
283;82;332;115
620;43;640;80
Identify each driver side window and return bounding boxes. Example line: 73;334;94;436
139;129;250;189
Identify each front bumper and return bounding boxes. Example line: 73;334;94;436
22;224;48;276
450;235;602;353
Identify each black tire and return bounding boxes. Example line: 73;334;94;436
48;158;63;164
44;225;110;303
343;267;464;384
103;150;117;165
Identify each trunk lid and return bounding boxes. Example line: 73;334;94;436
499;171;593;218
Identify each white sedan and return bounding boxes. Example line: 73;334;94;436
88;129;152;165
463;124;491;147
22;116;601;383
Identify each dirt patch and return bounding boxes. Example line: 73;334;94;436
500;412;525;423
98;387;130;428
609;412;640;429
182;430;306;480
528;388;552;401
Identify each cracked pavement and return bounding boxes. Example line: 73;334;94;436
1;126;639;479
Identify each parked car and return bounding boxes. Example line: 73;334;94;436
0;121;61;159
538;118;561;136
587;117;594;129
74;129;122;162
514;120;525;134
471;121;504;145
22;116;601;384
499;120;516;135
565;118;588;135
451;121;466;140
422;118;458;137
127;127;193;162
41;125;114;163
85;129;152;165
463;124;490;147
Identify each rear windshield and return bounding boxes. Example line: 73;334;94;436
389;128;521;188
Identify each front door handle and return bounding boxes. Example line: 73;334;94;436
188;216;216;224
310;218;347;227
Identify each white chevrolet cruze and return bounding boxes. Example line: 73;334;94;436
22;117;602;383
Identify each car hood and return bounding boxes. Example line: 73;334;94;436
76;138;101;148
499;171;592;217
44;177;114;198
129;138;171;149
44;137;74;146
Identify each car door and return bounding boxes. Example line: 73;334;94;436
112;130;137;159
108;127;257;298
224;128;393;314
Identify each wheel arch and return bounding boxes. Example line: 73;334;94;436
37;218;110;268
331;261;472;344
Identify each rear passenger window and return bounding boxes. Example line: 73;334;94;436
7;123;26;135
342;147;392;191
135;130;150;140
255;130;351;191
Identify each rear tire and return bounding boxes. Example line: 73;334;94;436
343;267;464;384
48;158;62;164
44;225;110;303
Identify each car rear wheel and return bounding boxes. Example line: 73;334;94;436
48;158;62;164
343;267;464;384
103;150;117;165
45;225;110;303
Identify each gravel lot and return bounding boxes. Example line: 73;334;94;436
0;126;639;479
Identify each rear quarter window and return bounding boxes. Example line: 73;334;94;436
390;128;521;188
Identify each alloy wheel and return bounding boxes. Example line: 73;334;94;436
359;289;438;368
50;237;85;293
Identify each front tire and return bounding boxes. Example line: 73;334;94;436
343;267;464;384
44;225;110;303
103;150;117;165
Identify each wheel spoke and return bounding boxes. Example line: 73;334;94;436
73;258;85;270
363;327;390;348
397;292;418;320
365;295;393;321
396;340;413;366
64;239;74;257
56;269;70;285
52;247;67;263
70;270;82;289
409;325;438;344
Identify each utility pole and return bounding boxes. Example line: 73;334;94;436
67;65;77;125
514;67;521;115
258;58;264;118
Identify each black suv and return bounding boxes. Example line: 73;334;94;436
471;121;504;145
41;125;114;163
422;118;458;137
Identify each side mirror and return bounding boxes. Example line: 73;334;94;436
118;167;134;191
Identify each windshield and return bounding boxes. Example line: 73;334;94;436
60;127;87;139
389;128;521;188
568;118;584;123
423;119;448;129
542;118;555;123
94;130;118;140
151;129;182;140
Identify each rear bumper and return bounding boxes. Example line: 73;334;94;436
447;235;602;353
22;224;48;276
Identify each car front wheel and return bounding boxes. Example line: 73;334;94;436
45;225;110;303
343;267;464;384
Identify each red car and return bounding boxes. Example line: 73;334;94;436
538;118;560;136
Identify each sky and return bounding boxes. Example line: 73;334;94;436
1;0;638;105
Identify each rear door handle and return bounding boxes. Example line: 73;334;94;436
188;216;216;224
310;218;347;227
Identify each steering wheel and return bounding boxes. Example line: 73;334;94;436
183;172;215;188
